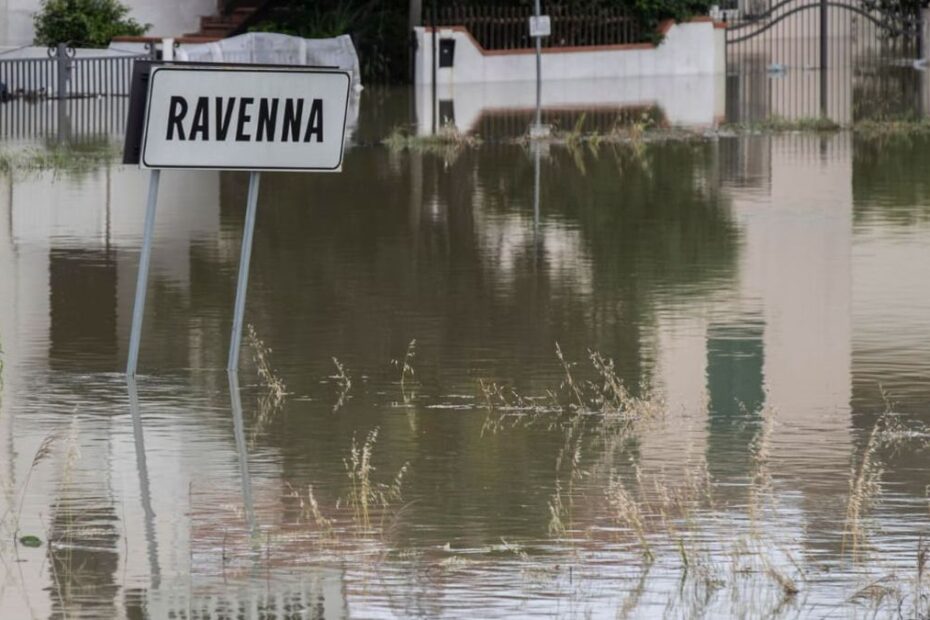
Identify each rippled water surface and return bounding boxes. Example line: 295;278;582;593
2;90;930;619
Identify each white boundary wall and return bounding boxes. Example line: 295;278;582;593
414;19;725;86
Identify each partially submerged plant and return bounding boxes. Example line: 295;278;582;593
391;339;417;405
721;116;841;134
0;143;121;176
843;396;900;557
383;122;480;161
246;323;287;409
606;469;655;562
331;356;352;413
344;427;409;532
8;432;59;549
286;482;334;539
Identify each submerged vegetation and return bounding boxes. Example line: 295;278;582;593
382;115;930;156
201;339;930;617
384;123;482;161
4;91;930;616
0;142;121;175
476;346;930;617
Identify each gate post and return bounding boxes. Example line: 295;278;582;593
55;42;72;99
920;6;929;61
53;43;73;142
820;0;828;116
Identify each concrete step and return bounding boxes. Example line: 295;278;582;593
187;3;264;39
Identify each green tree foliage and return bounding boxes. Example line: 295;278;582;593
624;0;714;38
33;0;150;48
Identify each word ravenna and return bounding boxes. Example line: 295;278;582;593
165;96;325;143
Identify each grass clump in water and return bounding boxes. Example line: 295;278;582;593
477;347;930;616
246;323;287;408
330;357;352;413
722;116;842;134
852;117;930;140
244;324;287;444
344;427;409;532
384;122;481;156
0;142;120;175
391;338;417;405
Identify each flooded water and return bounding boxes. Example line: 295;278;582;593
2;85;930;619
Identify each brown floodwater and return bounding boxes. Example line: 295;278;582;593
1;85;930;618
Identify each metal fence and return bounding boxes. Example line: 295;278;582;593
725;0;922;70
723;0;924;121
0;44;151;141
0;44;150;100
428;4;643;50
1;97;131;142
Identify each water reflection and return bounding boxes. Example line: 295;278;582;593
705;318;766;481
415;75;727;135
227;372;258;542
1;128;930;616
128;379;161;590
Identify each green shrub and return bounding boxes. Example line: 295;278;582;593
250;0;409;84
626;0;713;41
33;0;150;48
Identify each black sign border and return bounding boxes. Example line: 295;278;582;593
140;64;352;172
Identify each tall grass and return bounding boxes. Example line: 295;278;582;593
246;324;287;406
344;428;409;532
245;324;287;442
383;123;481;164
473;346;930;616
391;339;417;405
330;357;352;413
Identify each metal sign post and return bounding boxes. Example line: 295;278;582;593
123;62;350;376
227;171;261;372
529;3;551;137
126;170;160;377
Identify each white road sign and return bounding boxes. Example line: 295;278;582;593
529;15;551;38
140;65;351;171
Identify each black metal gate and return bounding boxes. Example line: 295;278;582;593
723;0;925;120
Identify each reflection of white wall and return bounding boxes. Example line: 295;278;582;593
736;135;852;434
0;171;51;374
640;311;712;471
8;166;219;283
415;74;726;135
852;226;930;402
0;390;349;617
0;168;51;619
470;178;594;299
721;135;853;508
0;165;222;617
645;135;853;490
0;165;220;377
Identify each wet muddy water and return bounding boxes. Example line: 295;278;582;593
1;91;930;618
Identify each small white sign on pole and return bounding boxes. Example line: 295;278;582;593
141;65;351;171
529;15;551;38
